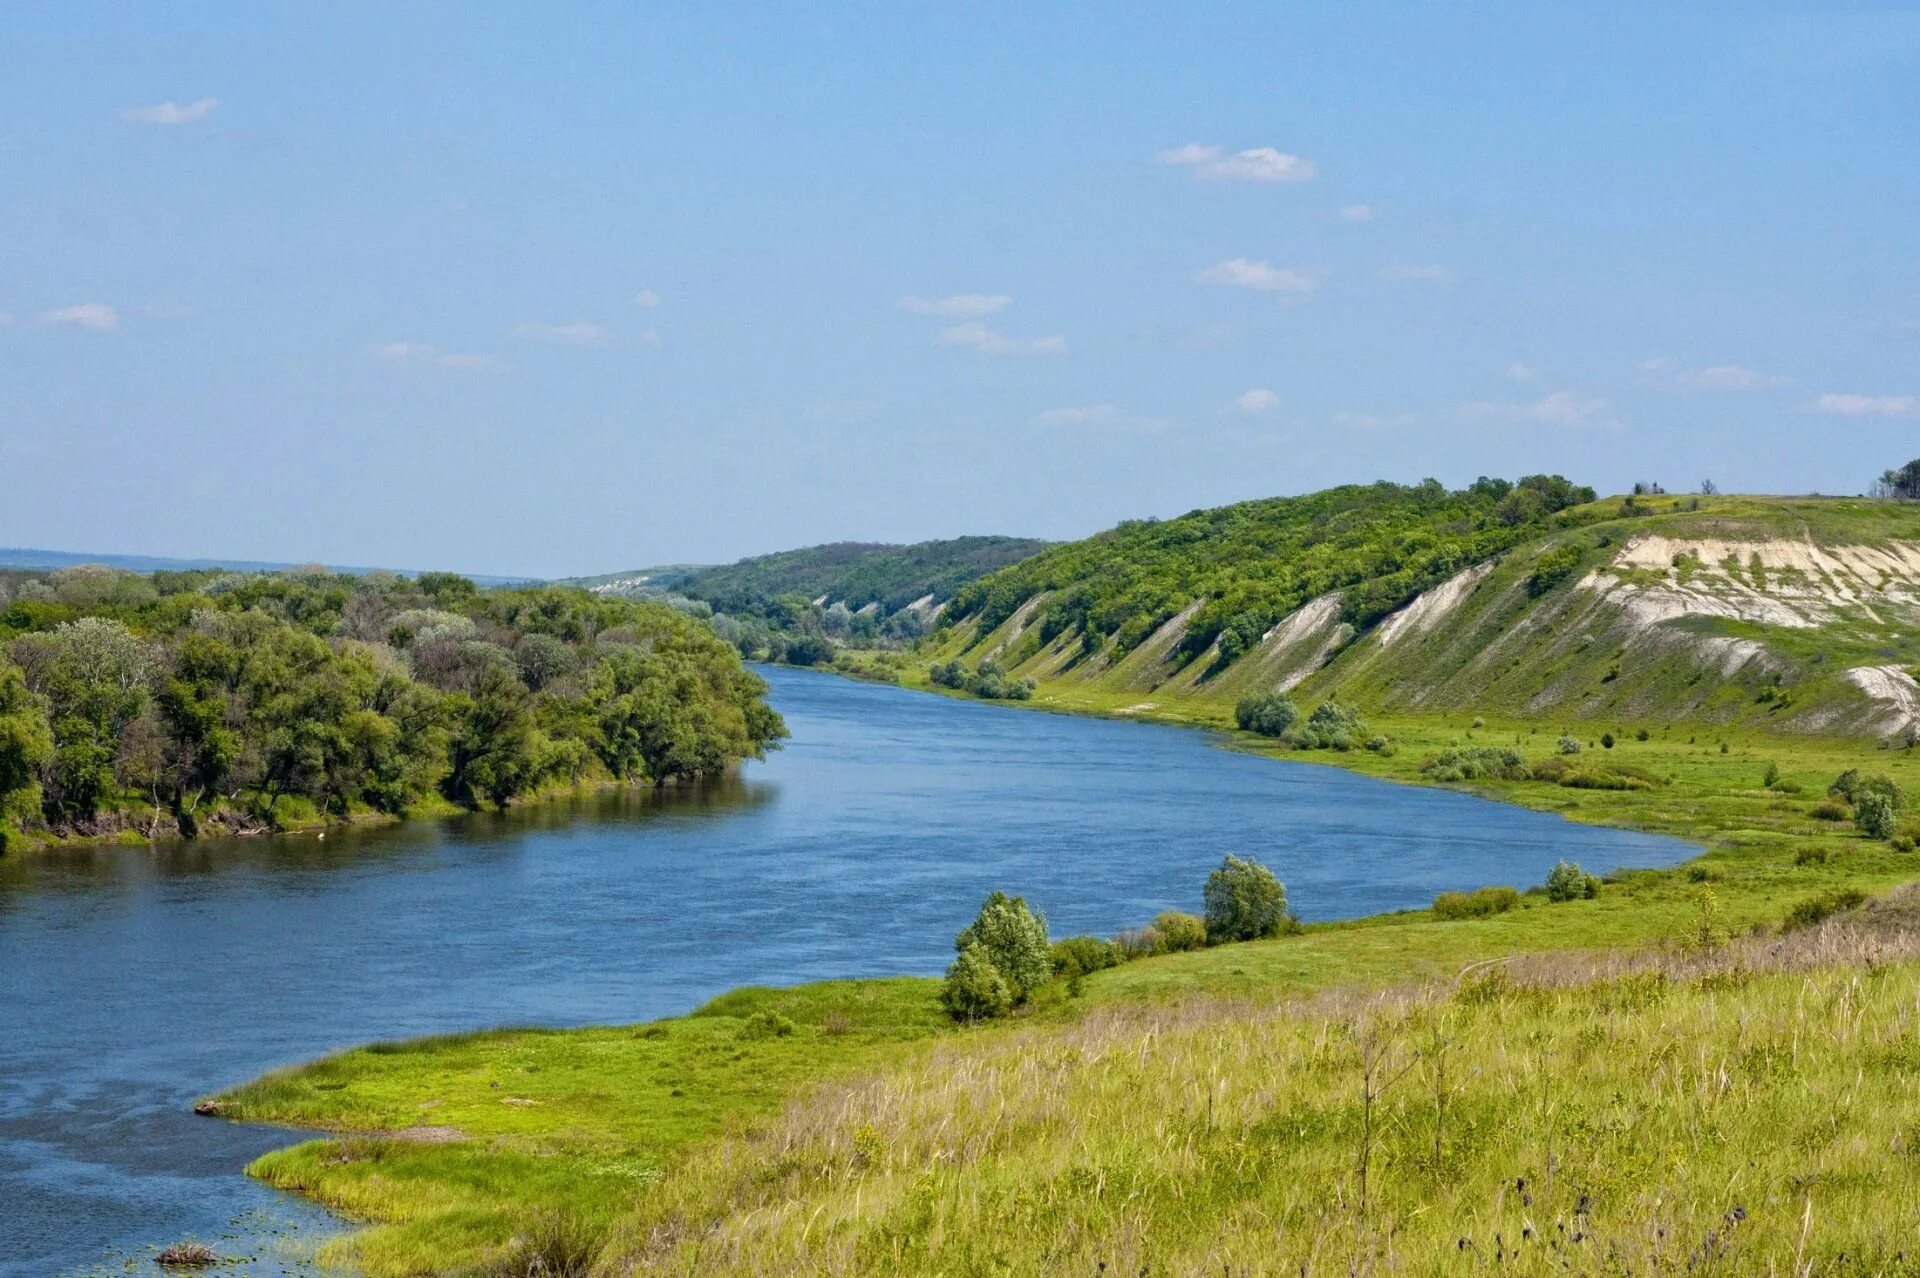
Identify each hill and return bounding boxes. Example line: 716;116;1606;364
0;546;534;586
931;483;1920;741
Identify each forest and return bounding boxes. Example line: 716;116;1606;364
943;475;1596;665
0;564;786;851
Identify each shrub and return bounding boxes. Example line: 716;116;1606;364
1050;935;1122;979
939;943;1012;1022
1432;885;1520;920
738;1012;797;1040
1763;761;1781;788
1363;735;1396;756
1601;732;1615;750
1544;859;1600;902
1234;690;1299;737
1810;797;1852;822
1527;543;1584;596
1287;700;1368;750
1422;746;1529;783
1557;735;1583;755
1113;926;1160;960
1794;846;1832;867
1151;910;1207;953
156;1242;220;1268
951;890;1051;1004
1857;791;1898;840
1202;854;1292;943
1783;888;1868;932
1636;728;1650;742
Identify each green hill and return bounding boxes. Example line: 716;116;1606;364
933;483;1920;741
565;536;1049;617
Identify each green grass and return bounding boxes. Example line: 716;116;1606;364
215;683;1920;1275
210;980;947;1274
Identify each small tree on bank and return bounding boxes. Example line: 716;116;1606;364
941;890;1050;1021
1203;854;1292;944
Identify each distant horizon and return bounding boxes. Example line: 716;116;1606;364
2;482;1904;586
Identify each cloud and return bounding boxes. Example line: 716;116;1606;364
1463;390;1616;427
1194;258;1318;298
1233;388;1281;414
1031;403;1168;432
1158;143;1315;183
1332;411;1417;430
1505;363;1537;382
935;321;1066;356
1815;392;1917;417
373;342;498;371
40;303;119;331
510;324;645;349
1378;264;1457;284
122;98;220;125
633;289;661;308
898;293;1011;318
1338;203;1376;222
1643;358;1795;390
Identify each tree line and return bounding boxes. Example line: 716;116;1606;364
0;564;786;851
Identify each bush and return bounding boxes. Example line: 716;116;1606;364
1432;885;1521;920
1422;746;1529;783
1286;700;1368;750
1763;761;1781;788
1234;690;1299;737
1202;854;1292;943
1857;791;1899;840
1810;797;1852;822
1151;910;1207;953
1544;859;1601;902
1557;735;1583;755
1783;888;1868;932
1526;543;1584;596
1794;846;1832;867
1113;927;1160;960
1050;935;1122;979
940;943;1012;1022
949;890;1051;1007
738;1011;797;1040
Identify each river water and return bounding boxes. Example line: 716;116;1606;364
0;667;1690;1274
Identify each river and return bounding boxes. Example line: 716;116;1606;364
0;666;1690;1274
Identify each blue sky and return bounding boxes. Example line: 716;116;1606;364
2;4;1917;577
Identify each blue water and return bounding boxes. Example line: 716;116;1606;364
0;667;1690;1274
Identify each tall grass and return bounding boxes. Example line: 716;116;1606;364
598;893;1920;1275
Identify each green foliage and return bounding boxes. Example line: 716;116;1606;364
1150;910;1207;953
1543;859;1601;902
1556;734;1583;755
0;659;52;850
1233;690;1299;737
0;567;787;841
1287;699;1368;751
928;658;1033;701
1856;791;1899;840
1421;746;1528;783
939;943;1012;1022
1525;543;1585;596
1432;885;1520;920
1600;731;1615;749
945;476;1594;666
1782;888;1867;931
1049;935;1122;980
1202;854;1291;944
943;891;1050;1018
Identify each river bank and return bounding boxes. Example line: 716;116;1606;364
193;668;1920;1275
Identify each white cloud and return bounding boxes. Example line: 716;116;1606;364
1332;411;1417;430
1194;258;1318;298
1032;403;1168;432
1233;388;1281;414
1816;392;1917;417
1158;142;1315;183
1643;358;1795;390
1378;264;1456;284
40;303;119;331
898;293;1011;318
633;289;661;308
510;321;612;347
935;322;1066;356
1505;363;1537;382
1463;390;1616;427
1338;203;1376;222
122;98;220;125
373;342;498;371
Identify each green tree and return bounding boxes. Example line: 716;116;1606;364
952;890;1051;1005
1203;854;1291;943
1234;690;1300;737
1544;859;1600;902
0;660;53;851
1856;791;1898;840
939;943;1013;1022
15;617;154;821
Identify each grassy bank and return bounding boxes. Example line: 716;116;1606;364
209;683;1920;1275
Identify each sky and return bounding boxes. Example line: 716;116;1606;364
2;3;1917;578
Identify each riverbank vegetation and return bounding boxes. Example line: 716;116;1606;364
0;564;785;852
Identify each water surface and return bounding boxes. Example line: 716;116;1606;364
0;667;1690;1274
